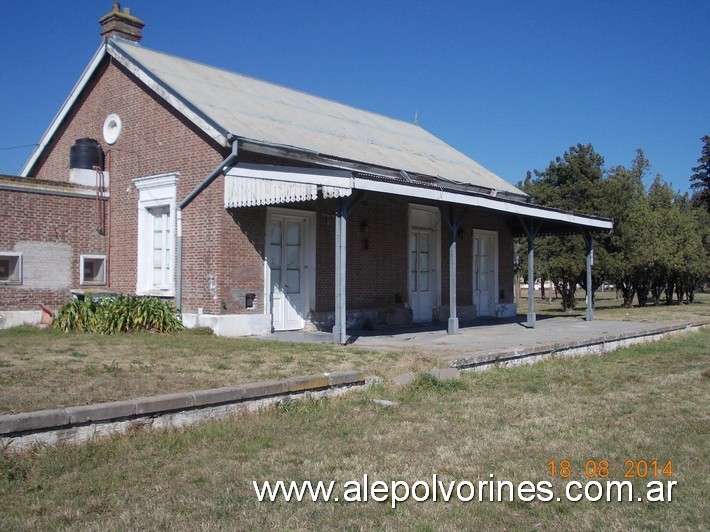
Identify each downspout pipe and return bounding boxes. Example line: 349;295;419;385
176;141;238;312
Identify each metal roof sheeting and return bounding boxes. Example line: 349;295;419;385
109;40;525;197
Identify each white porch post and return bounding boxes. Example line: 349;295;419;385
333;199;347;344
445;207;466;335
584;230;594;322
527;235;536;327
519;217;540;328
448;228;458;335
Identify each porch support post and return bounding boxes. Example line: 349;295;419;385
584;229;594;322
448;222;458;335
332;192;364;344
333;199;347;344
519;217;540;328
445;206;467;335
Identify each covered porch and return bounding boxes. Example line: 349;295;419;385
223;161;613;343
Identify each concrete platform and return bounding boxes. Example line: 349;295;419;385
264;316;708;369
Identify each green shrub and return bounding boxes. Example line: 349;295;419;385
53;295;183;334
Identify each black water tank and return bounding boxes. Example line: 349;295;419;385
69;138;104;170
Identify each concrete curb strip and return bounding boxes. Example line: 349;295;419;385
65;400;137;424
0;370;364;438
0;409;71;435
192;386;245;407
448;322;708;370
135;393;195;416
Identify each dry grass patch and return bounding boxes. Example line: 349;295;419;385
0;327;433;414
521;290;710;323
1;330;708;530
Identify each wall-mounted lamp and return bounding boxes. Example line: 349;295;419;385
321;210;336;225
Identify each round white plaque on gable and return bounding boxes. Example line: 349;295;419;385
103;113;122;145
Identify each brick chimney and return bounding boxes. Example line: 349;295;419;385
99;3;144;42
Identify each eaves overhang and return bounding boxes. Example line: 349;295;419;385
224;163;613;233
350;173;613;233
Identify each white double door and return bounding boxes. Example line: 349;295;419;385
410;230;434;322
267;210;314;331
473;230;498;317
409;205;440;323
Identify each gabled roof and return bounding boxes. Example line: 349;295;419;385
22;38;525;199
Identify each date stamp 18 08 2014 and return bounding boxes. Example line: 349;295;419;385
548;459;673;479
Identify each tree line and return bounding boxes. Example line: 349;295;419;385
516;136;710;310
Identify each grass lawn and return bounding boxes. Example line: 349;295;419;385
0;328;422;415
1;330;708;530
1;292;709;415
518;290;710;323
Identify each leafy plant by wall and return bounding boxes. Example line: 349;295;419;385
53;295;183;334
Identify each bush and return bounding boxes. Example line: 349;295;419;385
53;295;183;334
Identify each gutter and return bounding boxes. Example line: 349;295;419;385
176;141;239;312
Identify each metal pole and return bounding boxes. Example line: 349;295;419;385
527;232;536;328
333;202;342;343
585;231;594;322
176;209;183;311
333;199;348;344
339;207;347;344
448;210;459;335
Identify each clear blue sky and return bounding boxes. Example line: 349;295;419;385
1;0;707;193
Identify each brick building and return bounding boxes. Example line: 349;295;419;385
1;4;612;340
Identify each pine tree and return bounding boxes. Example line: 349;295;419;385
690;135;710;211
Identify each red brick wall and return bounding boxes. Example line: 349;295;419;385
314;197;515;313
443;208;515;306
233;193;516;316
219;205;267;315
218;192;412;316
28;58;236;314
326;194;410;310
0;188;106;310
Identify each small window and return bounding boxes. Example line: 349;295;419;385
0;253;22;284
81;255;106;285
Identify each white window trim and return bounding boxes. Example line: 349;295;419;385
80;254;107;286
0;252;22;285
134;172;179;296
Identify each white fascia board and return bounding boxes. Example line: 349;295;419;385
226;163;354;188
352;178;613;230
107;42;229;148
20;44;108;177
